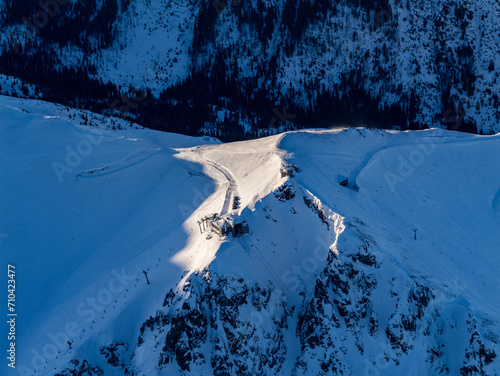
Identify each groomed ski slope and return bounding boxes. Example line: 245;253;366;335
0;95;499;375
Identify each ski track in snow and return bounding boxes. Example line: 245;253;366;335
76;147;165;178
238;235;301;306
35;226;189;374
492;186;500;212
351;133;500;188
192;153;240;216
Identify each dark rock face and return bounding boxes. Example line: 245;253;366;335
274;180;296;202
60;243;497;376
303;193;330;229
54;205;498;376
459;330;497;375
100;342;129;370
292;236;496;376
54;190;497;376
57;345;130;375
55;359;103;376
128;242;498;375
137;272;293;375
293;246;379;375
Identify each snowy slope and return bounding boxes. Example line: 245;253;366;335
0;96;220;375
96;0;198;94
1;96;499;375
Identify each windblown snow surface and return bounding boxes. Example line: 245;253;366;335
1;96;499;376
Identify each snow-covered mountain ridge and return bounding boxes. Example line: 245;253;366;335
1;96;499;375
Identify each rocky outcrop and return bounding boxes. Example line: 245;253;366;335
55;359;103;376
136;272;293;375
